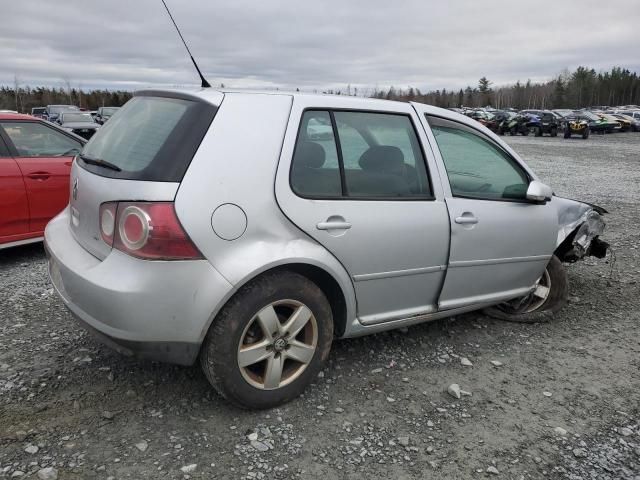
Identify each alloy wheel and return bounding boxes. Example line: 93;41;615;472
237;300;318;390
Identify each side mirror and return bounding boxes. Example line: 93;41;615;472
526;180;553;202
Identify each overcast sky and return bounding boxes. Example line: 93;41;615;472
2;0;638;93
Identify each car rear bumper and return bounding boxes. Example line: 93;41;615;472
44;208;233;365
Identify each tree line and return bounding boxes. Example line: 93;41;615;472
2;66;639;114
0;85;132;113
370;67;640;110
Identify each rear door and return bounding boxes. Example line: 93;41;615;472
0;120;83;233
0;135;29;242
414;107;558;309
276;99;450;325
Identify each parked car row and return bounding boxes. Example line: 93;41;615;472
452;105;640;140
30;105;120;128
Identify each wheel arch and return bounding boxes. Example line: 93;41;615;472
198;260;355;344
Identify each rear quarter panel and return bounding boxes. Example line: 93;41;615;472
175;93;357;338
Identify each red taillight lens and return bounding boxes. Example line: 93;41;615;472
101;201;202;260
99;202;117;246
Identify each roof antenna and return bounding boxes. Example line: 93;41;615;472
160;0;211;88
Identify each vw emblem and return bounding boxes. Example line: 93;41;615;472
72;178;78;200
273;338;287;352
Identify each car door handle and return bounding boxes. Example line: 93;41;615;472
27;172;50;180
316;221;352;231
455;214;478;225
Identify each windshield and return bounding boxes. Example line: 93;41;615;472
80;95;217;182
581;111;600;121
61;113;95;123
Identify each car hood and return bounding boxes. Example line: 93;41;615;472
62;122;100;129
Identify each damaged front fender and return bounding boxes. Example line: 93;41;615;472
552;196;609;262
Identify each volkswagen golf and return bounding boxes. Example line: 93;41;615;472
45;89;608;408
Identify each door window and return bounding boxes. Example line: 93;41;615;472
0;136;9;156
334;112;430;197
427;116;529;201
290;110;432;199
290;110;342;197
1;121;83;157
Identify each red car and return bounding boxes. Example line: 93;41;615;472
0;113;85;249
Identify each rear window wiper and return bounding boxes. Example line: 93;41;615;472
79;154;122;172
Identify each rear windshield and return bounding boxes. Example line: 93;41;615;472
49;106;78;114
62;113;94;123
79;95;217;182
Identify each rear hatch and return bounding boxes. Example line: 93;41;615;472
69;91;221;260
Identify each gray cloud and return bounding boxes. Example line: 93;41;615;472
2;0;638;92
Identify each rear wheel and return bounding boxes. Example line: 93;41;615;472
534;127;543;137
200;271;333;409
550;127;558;137
564;128;571;139
483;255;568;323
582;128;590;139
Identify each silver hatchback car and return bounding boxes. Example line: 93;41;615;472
45;89;608;408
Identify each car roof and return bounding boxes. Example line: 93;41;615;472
135;87;465;122
0;113;39;121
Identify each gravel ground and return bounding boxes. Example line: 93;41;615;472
1;132;639;480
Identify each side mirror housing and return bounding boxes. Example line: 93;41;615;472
526;180;553;203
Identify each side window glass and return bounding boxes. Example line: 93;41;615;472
0;136;9;157
428;116;529;200
1;122;82;157
290;111;341;197
334;112;431;197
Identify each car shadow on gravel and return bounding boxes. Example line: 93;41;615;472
0;243;46;266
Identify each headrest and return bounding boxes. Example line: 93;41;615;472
296;141;325;168
359;146;404;172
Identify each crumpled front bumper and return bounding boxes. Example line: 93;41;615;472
553;196;609;262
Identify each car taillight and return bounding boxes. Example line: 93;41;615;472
99;201;202;260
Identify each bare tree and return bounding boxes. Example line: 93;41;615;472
62;77;73;104
14;74;22;112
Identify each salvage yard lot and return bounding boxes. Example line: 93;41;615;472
1;133;639;479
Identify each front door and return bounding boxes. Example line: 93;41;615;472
417;111;558;309
0;120;83;232
276;103;450;324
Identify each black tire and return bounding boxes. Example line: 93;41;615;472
200;271;333;409
520;128;529;136
535;127;542;137
550;127;558;137
563;128;571;139
483;255;568;323
582;128;590;139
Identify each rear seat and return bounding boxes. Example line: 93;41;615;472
291;141;341;196
291;142;414;197
346;146;412;196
